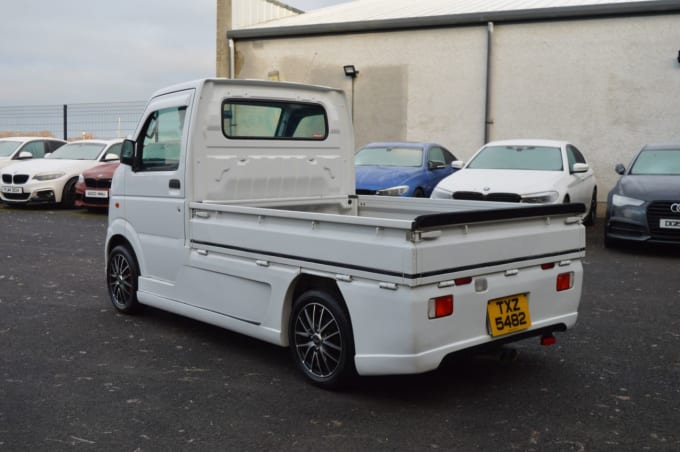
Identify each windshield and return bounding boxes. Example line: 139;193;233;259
630;149;680;175
49;142;106;160
467;145;563;171
0;141;21;157
354;146;423;167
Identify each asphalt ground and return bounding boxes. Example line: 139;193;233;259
0;205;678;451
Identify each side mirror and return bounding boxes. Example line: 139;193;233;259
451;160;464;169
17;151;33;160
104;152;120;162
572;163;589;173
615;163;626;175
428;160;446;170
119;139;137;169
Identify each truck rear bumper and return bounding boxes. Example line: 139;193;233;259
353;313;577;376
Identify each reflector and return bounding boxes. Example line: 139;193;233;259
556;272;573;291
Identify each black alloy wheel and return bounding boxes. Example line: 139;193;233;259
107;245;141;314
289;290;355;389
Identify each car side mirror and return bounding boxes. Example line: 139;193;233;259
572;163;589;173
428;160;446;170
120;139;138;170
451;160;464;169
615;163;625;175
17;151;33;159
104;152;120;162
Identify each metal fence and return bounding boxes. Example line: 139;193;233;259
0;101;147;141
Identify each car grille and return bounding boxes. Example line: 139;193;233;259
2;174;29;184
2;192;30;201
647;201;680;241
453;191;522;203
85;177;112;189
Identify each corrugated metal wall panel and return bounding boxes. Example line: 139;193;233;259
232;0;301;29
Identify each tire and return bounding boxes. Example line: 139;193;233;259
289;290;356;389
107;245;142;314
60;178;78;209
583;188;597;226
413;188;425;198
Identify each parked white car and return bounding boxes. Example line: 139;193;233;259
0;139;122;207
431;139;598;225
0;136;66;170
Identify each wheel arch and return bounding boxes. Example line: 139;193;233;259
281;273;351;347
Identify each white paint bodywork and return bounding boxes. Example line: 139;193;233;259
106;79;585;376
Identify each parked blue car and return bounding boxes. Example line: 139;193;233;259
355;141;459;197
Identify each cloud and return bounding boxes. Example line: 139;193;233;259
0;0;215;105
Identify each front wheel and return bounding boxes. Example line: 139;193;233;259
60;178;78;209
107;245;142;314
289;290;355;389
583;188;597;226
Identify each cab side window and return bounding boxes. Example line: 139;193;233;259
138;106;186;171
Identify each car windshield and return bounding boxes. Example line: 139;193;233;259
49;142;106;160
630;149;680;175
0;141;21;157
467;145;563;171
354;146;423;167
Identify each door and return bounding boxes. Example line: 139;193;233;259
119;89;194;289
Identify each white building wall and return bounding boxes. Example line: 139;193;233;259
232;13;680;201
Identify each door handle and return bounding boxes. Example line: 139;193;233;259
169;179;181;189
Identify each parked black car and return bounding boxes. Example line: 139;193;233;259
604;143;680;247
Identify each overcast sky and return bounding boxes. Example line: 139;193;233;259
0;0;348;106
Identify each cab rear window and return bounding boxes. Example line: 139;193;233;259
222;100;327;140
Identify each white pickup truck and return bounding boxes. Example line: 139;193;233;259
106;78;585;388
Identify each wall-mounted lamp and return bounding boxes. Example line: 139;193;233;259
343;65;359;78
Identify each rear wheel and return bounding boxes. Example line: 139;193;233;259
289;290;355;389
107;245;142;314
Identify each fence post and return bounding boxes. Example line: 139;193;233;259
63;104;68;140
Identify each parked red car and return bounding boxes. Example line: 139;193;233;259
75;161;120;210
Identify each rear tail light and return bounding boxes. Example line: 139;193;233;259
541;262;556;270
556;272;573;291
428;295;453;319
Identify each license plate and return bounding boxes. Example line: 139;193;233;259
85;190;108;198
660;219;680;229
487;293;531;337
1;186;22;194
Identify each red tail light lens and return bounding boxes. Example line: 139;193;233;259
428;295;453;319
556;272;573;291
541;262;555;270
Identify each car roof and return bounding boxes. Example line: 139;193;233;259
359;141;437;148
0;136;65;142
641;142;680;151
62;139;124;146
484;139;569;148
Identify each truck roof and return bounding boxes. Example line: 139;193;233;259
151;78;344;100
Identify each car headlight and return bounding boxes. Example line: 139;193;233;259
376;185;409;196
430;186;453;199
521;191;559;204
611;194;644;207
33;172;65;181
